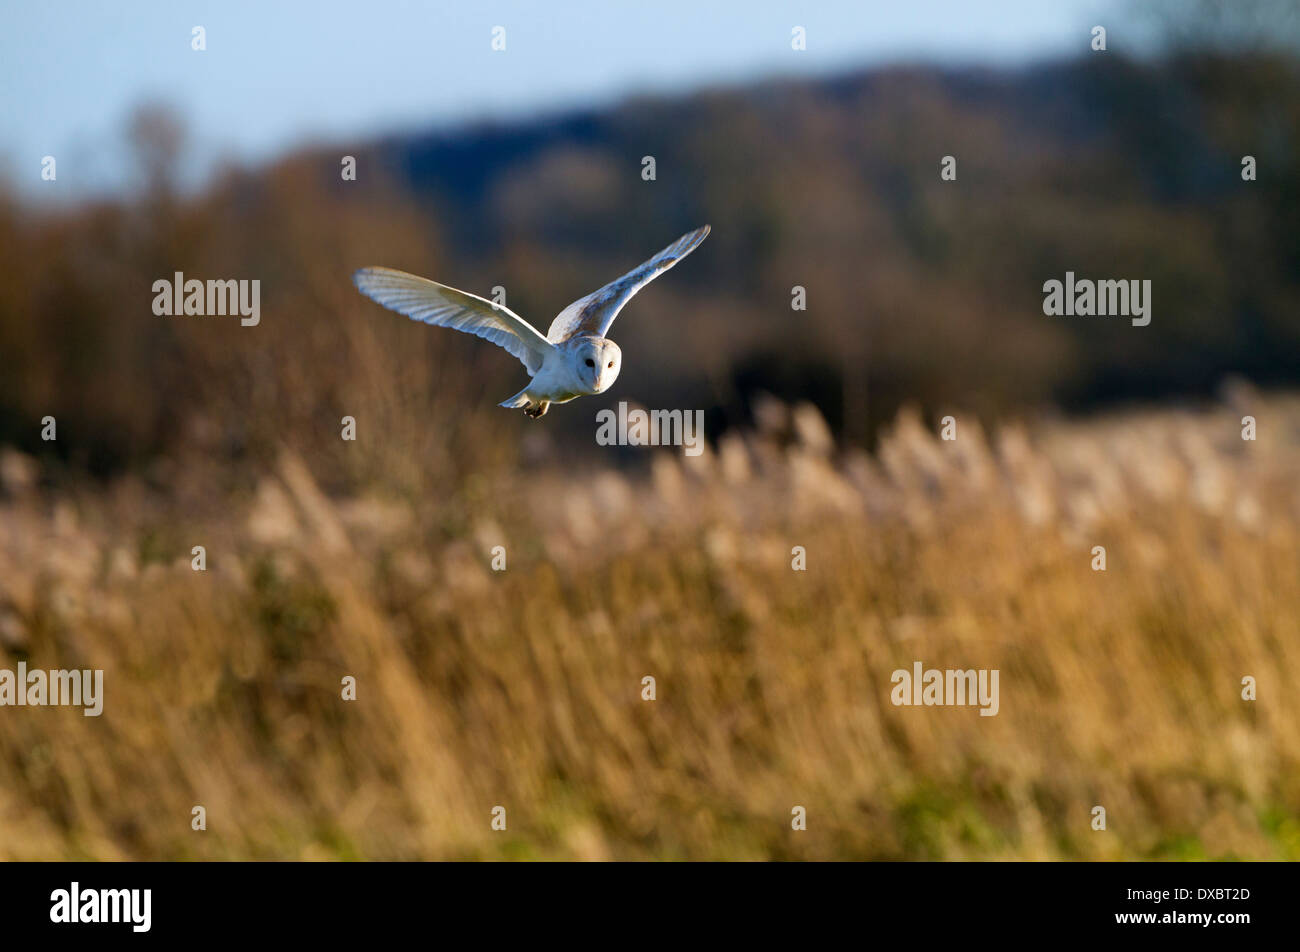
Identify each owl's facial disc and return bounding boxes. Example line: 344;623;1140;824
576;339;620;393
591;339;620;393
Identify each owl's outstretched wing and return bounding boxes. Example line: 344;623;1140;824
546;225;710;343
353;267;553;374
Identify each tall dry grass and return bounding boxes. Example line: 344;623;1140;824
1;389;1298;860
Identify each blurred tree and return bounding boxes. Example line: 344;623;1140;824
126;103;186;199
1132;0;1300;54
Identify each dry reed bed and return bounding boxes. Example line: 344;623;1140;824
1;394;1298;859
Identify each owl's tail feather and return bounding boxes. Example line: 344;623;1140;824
499;387;531;409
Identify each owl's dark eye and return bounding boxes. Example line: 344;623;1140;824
585;359;595;367
607;361;614;368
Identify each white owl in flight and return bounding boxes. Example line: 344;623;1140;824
353;225;710;418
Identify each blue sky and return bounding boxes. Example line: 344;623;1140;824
2;0;1116;200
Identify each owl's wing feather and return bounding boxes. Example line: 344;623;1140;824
353;267;553;374
546;225;710;343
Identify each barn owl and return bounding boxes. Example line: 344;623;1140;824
353;225;710;418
